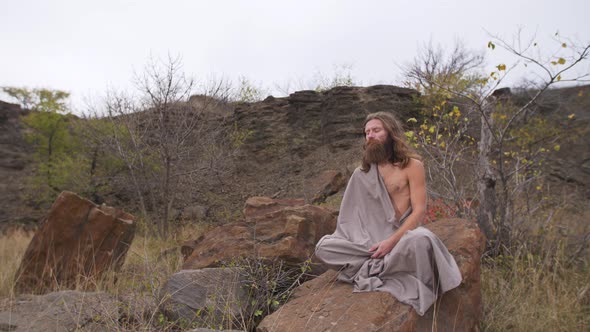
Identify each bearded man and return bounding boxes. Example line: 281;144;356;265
315;111;462;316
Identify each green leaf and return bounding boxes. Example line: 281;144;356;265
557;57;566;65
557;74;562;81
562;42;567;48
487;41;495;50
496;64;506;71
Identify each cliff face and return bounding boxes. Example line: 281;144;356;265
228;85;419;201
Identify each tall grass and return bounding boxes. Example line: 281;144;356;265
479;191;590;331
0;223;212;330
0;228;33;298
481;250;589;331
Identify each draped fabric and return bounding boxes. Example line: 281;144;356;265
315;165;462;315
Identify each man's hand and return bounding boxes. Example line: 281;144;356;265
369;236;399;259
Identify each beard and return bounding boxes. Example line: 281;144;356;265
362;137;394;167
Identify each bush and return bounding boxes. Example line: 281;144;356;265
221;257;312;331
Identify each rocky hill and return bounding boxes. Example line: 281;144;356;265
228;85;419;199
1;84;588;228
0;101;34;226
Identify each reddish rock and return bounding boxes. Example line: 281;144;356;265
257;218;485;332
303;170;347;204
242;196;305;218
182;197;336;269
15;191;135;294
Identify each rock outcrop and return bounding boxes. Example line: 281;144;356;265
257;218;485;332
0;86;420;227
182;196;337;269
15;191;136;294
0;101;34;228
2;85;590;228
228;86;419;205
159;268;248;329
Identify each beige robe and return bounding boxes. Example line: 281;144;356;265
315;165;462;316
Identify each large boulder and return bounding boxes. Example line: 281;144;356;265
15;191;136;294
257;218;486;332
159;268;248;329
0;290;119;332
182;197;337;269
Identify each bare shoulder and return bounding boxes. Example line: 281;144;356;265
405;158;425;181
406;158;425;171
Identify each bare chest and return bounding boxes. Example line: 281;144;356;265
378;164;409;195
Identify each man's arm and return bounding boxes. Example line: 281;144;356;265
370;159;427;258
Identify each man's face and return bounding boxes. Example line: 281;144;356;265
364;119;388;144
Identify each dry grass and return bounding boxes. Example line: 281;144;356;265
103;223;210;288
1;215;588;331
0;222;214;330
0;228;34;298
480;195;590;332
481;252;589;331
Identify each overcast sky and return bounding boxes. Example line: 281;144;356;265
1;0;588;113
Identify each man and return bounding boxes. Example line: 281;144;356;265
315;111;462;316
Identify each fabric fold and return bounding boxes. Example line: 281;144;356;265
315;165;462;316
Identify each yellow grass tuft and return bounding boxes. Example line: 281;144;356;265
0;229;34;298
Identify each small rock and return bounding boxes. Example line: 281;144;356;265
159;268;248;329
0;290;118;332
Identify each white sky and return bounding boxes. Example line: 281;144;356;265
1;0;588;113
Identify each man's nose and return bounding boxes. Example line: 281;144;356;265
366;132;375;139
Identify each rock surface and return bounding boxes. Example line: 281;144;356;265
15;191;136;294
159;268;248;329
0;290;119;332
182;197;337;269
257;218;485;332
303;169;348;204
229;86;419;207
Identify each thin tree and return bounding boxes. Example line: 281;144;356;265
89;55;226;237
404;32;590;253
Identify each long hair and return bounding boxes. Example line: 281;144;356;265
361;111;421;172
